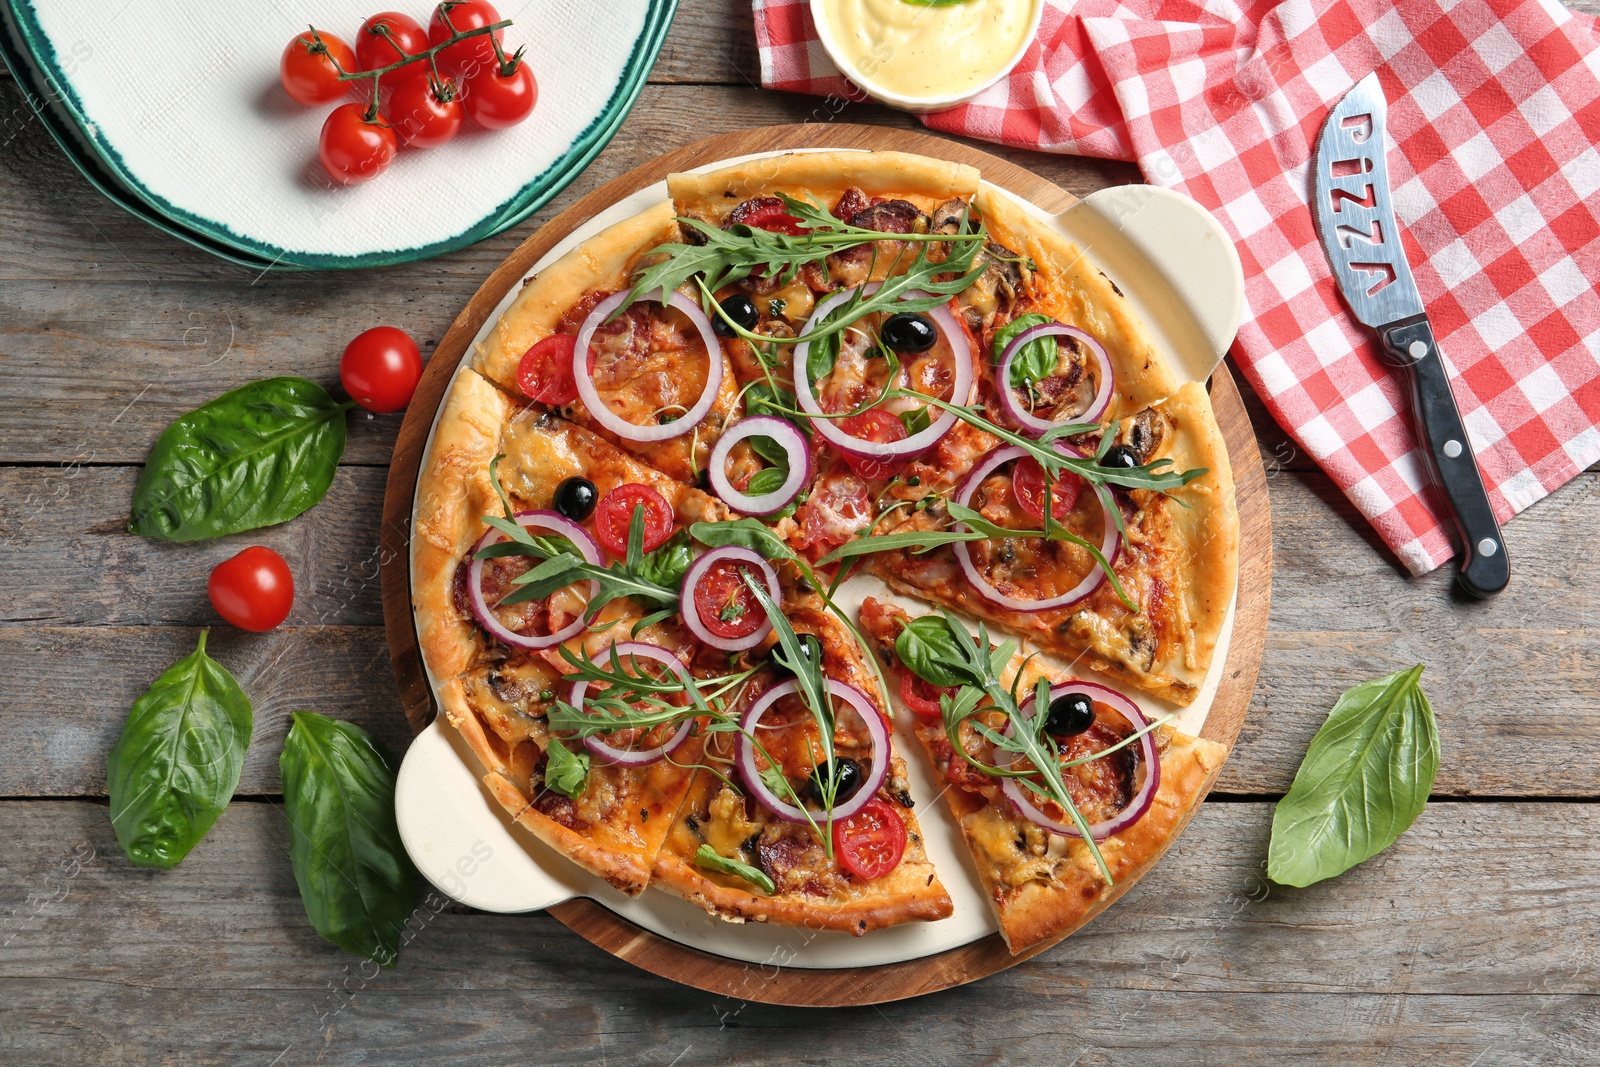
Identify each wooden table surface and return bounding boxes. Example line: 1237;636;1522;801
2;3;1596;1063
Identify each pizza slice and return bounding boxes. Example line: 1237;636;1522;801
648;571;953;935
412;368;735;894
470;201;746;484
857;597;1227;953
865;381;1238;707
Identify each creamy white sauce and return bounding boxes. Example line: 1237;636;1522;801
821;0;1035;99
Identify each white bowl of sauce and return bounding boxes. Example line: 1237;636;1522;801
811;0;1043;113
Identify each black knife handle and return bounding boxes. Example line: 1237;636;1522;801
1379;316;1510;598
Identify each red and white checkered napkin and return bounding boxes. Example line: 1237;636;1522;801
753;0;1600;574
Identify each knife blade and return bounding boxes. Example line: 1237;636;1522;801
1313;72;1510;597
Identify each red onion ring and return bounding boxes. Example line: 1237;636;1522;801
680;546;781;653
467;510;601;651
1000;680;1160;840
705;415;812;516
951;443;1121;613
995;323;1115;435
572;289;725;443
569;642;695;767
792;284;973;461
734;679;889;823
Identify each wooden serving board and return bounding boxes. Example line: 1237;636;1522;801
379;124;1273;1007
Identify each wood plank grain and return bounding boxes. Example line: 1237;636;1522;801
0;467;388;627
0;627;413;797
0;800;1593;1064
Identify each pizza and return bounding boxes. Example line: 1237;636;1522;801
411;150;1241;950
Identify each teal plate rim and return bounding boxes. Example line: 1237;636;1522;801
0;7;284;270
5;0;677;271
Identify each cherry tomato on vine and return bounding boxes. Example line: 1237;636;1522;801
692;559;767;641
428;0;503;77
832;798;908;881
355;11;429;87
340;326;422;412
280;30;356;106
319;103;397;185
208;547;294;633
516;334;579;404
390;74;463;149
464;56;537;129
836;409;909;480
593;484;674;556
895;666;956;719
1011;456;1081;523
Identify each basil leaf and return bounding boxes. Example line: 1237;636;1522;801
106;630;252;869
898;406;933;436
1267;666;1438;888
806;329;840;385
894;614;975;690
280;712;415;966
745;384;806;434
744;466;791;497
992;313;1056;392
637;531;692;588
690;518;798;561
693;844;775;895
747;433;793;467
129;377;351;542
544;737;590;799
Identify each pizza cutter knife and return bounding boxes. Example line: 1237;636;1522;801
1313;73;1510;598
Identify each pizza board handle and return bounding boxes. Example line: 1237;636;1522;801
1053;186;1245;386
395;721;588;913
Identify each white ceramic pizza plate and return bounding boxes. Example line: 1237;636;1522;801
395;151;1246;968
7;0;675;269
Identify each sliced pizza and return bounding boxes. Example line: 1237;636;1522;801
866;381;1238;706
857;597;1227;953
412;368;733;894
649;572;953;935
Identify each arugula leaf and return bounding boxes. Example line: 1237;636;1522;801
1267;666;1438;888
693;844;775;895
280;712;415;967
744;466;791;497
747;432;794;467
808;330;841;384
898;406;933;437
690;518;798;561
106;630;252;869
129;377;351;542
744;384;807;434
992;313;1057;393
544;737;591;799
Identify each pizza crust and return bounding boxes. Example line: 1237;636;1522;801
668;150;981;217
973;186;1181;418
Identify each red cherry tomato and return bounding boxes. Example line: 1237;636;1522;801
428;0;503;76
593;484;674;557
692;559;766;640
280;30;356;106
1011;456;1081;523
390;74;463;149
464;58;537;129
319;103;397;185
208;547;294;633
896;666;956;719
837;410;909;480
832;798;908;881
516;334;579;404
355;11;429;87
340;326;422;413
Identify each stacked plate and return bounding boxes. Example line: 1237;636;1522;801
0;0;677;270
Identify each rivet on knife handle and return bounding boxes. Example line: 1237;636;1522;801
1379;317;1511;598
